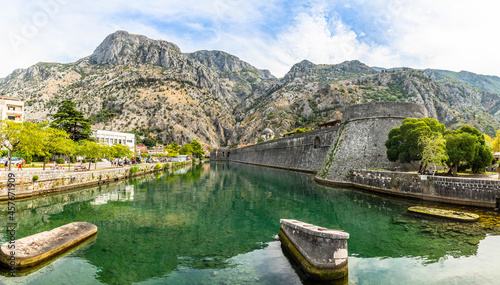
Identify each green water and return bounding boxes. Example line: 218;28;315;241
1;162;500;284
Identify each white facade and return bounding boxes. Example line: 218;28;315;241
0;96;24;122
93;130;135;151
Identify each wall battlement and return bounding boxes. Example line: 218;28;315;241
342;101;428;121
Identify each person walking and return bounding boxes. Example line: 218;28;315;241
17;161;23;171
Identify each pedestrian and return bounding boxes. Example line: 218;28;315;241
4;160;8;171
17;161;22;171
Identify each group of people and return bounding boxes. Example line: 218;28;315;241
52;162;64;170
419;169;434;175
111;157;143;167
111;159;126;167
3;160;23;171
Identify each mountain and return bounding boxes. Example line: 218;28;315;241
424;69;500;94
1;30;499;148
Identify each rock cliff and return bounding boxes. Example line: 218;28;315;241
1;30;500;148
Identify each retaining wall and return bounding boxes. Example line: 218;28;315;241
350;170;500;208
211;127;338;173
0;163;172;200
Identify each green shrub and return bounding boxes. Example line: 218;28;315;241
154;163;162;170
32;175;39;182
56;158;64;164
71;158;76;163
130;166;139;174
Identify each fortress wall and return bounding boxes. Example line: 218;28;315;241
212;127;338;173
211;102;500;208
315;102;428;184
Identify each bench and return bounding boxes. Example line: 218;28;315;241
74;166;87;171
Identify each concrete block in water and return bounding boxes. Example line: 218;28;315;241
279;219;349;280
0;222;97;268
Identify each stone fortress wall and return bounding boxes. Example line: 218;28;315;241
315;102;428;184
212;102;500;208
211;127;338;173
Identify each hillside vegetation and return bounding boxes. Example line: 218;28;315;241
1;30;500;147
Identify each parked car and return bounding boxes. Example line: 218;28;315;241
1;157;25;165
11;157;26;165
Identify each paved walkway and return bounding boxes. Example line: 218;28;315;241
2;162;158;173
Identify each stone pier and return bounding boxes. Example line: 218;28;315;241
0;222;97;269
278;219;349;280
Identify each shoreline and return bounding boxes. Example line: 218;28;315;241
0;161;194;201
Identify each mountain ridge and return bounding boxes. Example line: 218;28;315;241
1;30;500;148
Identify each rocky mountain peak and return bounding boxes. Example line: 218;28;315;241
334;60;376;74
89;30;183;67
186;50;275;80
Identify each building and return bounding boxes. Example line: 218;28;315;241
93;130;135;151
148;145;165;155
136;144;148;155
0;95;24;122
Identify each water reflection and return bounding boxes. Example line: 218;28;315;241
0;162;498;284
90;185;135;205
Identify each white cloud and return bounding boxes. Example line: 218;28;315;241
1;0;500;79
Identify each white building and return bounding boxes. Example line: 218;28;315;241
0;95;24;122
93;130;135;151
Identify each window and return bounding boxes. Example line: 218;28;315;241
314;136;321;148
7;116;15;120
7;106;15;111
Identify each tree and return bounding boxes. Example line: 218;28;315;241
142;137;156;148
167;142;180;153
385;117;445;170
455;125;493;173
179;144;193;155
50;100;92;141
111;143;133;159
190;140;204;158
419;133;448;172
471;143;494;173
444;131;477;176
484;134;492;149
0;120;44;171
37;125;75;170
78;140;107;169
491;129;500;152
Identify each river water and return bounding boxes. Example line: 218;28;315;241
1;162;499;284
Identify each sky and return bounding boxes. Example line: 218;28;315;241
1;0;500;78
